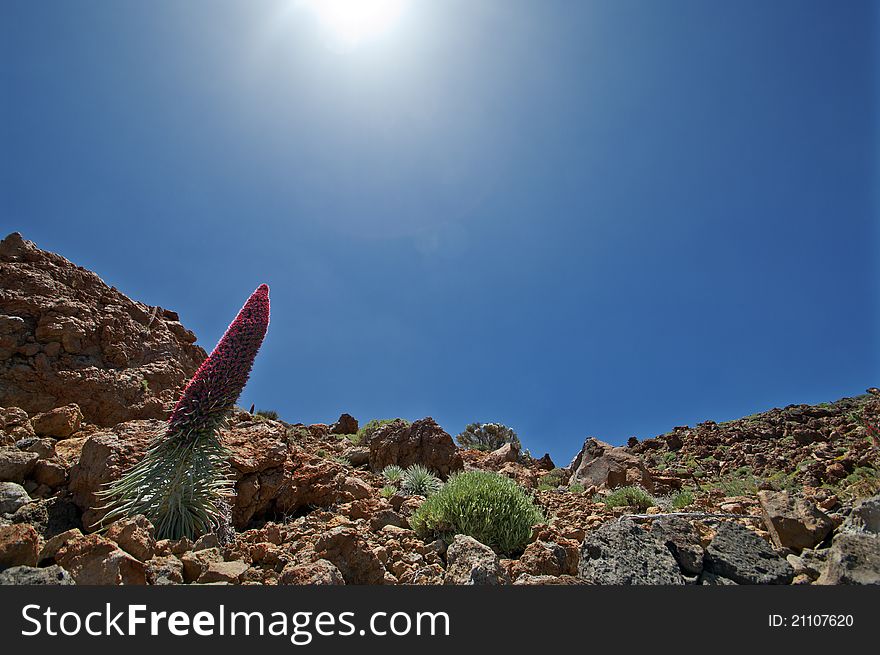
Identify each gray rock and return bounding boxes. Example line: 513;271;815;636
0;482;32;514
342;447;370;467
757;490;833;551
11;496;82;538
704;522;793;584
650;516;705;576
840;495;880;535
0;565;75;585
444;535;508;585
816;533;880;585
578;519;687;585
569;438;654;492
0;449;38;483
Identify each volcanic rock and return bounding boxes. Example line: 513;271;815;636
0;232;206;426
367;417;463;478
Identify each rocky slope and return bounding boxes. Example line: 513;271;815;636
0;233;206;426
0;233;878;585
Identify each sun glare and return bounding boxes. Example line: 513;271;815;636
301;0;408;48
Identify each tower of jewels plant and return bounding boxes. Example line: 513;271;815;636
99;284;270;540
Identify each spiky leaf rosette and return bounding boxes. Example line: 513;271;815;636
99;284;270;540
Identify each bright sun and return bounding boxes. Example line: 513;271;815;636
301;0;408;48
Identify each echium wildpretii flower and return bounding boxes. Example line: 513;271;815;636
99;284;270;540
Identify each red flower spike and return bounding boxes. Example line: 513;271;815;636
167;284;270;441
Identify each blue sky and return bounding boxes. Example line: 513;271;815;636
2;1;877;463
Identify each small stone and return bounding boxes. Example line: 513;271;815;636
105;515;156;561
32;460;67;488
279;560;345;585
0;449;38;483
180;548;223;583
55;534;146;585
145;555;184;585
0;481;32;514
31;404;83;438
0;565;75;585
197;560;248;584
444;535;509;585
0;524;39;569
38;529;83;563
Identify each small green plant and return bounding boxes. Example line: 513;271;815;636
400;464;443;497
456;422;521;452
670;489;694;510
537;468;566;491
338;433;361;445
603;486;655;510
140;378;150;393
569;483;585;494
382;465;405;484
409;471;544;555
286;425;311;441
255;409;279;420
316;449;327;458
379;485;397;499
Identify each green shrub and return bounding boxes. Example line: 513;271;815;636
400;464;443;497
382;465;404;484
603;486;655;510
409;471;544;555
456;422;521;452
537;468;566;491
338;433;361;445
379;485;397;499
255;409;279;420
569;483;585;494
670;490;694;510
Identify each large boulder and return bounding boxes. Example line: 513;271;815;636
704;522;794;585
329;413;358;436
0;232;206;426
578;519;687;585
367;417;463;478
757;490;834;552
569;438;654;492
816;533;880;585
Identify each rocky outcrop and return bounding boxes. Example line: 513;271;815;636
570;438;654;492
0;232;206;426
367;417;463;478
